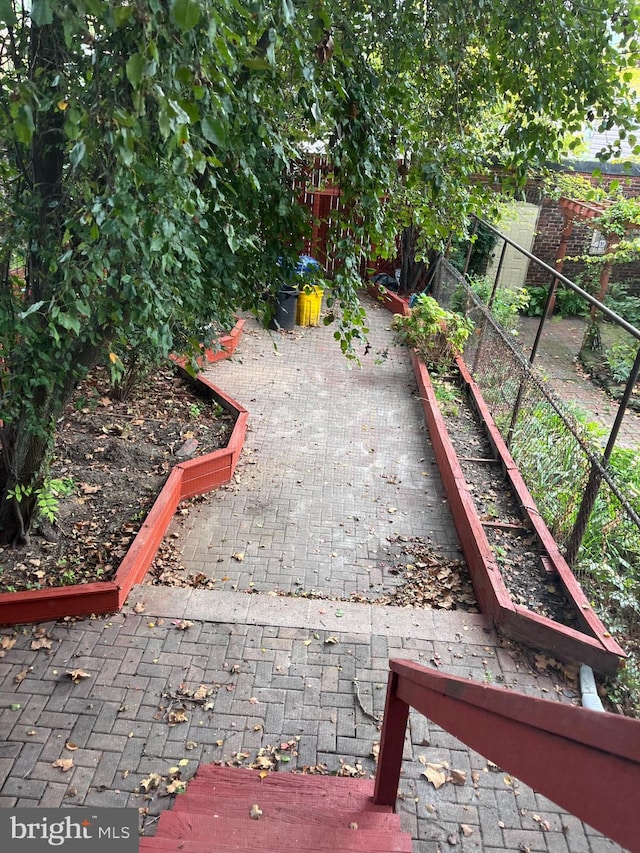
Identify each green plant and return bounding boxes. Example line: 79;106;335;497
449;221;499;276
6;477;75;526
524;283;589;317
432;378;463;417
60;568;78;585
467;274;530;332
605;282;640;328
595;198;640;238
189;402;203;419
606;342;639;383
392;295;474;369
545;173;612;204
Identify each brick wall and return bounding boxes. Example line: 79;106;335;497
526;171;640;294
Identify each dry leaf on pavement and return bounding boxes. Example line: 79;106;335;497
422;763;447;789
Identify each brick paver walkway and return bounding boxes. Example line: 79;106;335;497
0;295;626;852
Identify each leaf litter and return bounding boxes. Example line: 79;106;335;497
0;365;233;594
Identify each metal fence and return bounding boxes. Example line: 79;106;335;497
432;228;640;646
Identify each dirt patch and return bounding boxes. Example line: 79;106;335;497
433;373;580;628
0;366;234;594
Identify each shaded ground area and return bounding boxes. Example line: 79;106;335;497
159;301;461;601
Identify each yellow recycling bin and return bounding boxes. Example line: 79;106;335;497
296;285;324;326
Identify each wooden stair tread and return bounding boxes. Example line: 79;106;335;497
153;812;412;851
139;764;414;852
140;838;412;853
172;796;397;827
192;765;375;793
183;781;381;810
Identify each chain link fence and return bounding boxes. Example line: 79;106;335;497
433;258;640;661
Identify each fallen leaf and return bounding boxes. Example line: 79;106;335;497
52;758;74;772
185;741;198;750
349;822;358;830
174;620;194;631
140;773;162;793
168;709;188;724
258;770;269;780
371;742;380;764
248;697;258;705
80;482;101;494
449;769;467;786
324;636;339;645
166;779;186;795
193;684;212;701
133;601;146;613
66;669;91;683
232;552;245;562
65;742;79;751
0;636;17;654
460;824;474;837
31;637;53;650
178;759;189;767
27;729;37;736
447;833;459;846
422;763;447;789
14;667;32;684
249;803;263;820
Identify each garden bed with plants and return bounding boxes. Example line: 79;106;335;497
431;372;579;626
0;333;248;625
390;290;625;675
0;365;233;596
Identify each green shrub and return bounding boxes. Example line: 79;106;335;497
392;295;474;370
466;274;530;333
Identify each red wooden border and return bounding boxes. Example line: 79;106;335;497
0;335;248;627
370;284;624;674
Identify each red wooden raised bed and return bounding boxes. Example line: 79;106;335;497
0;330;248;627
373;285;624;674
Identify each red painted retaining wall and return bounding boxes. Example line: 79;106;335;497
373;285;624;674
0;332;248;627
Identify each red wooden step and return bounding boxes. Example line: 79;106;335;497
139;764;414;852
153;811;413;851
140;839;410;853
193;764;376;793
172;795;397;828
183;781;379;811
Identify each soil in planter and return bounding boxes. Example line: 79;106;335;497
432;374;580;629
0;365;234;594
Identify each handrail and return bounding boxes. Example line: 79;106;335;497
374;659;640;850
473;215;640;342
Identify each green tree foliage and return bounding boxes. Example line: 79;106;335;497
374;0;640;287
0;0;638;544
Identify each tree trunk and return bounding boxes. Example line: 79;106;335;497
399;226;439;297
0;420;55;546
0;19;68;546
